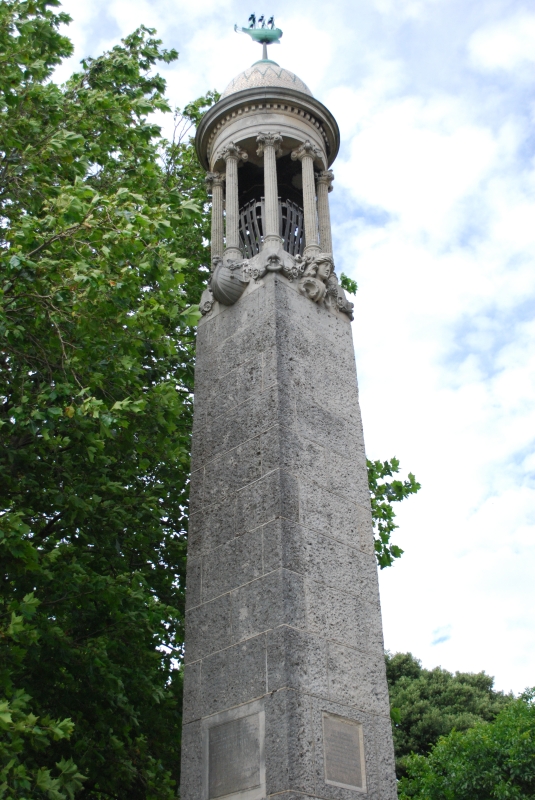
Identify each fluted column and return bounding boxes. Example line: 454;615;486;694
316;169;334;255
256;132;283;245
218;142;248;261
291;140;322;257
205;172;225;260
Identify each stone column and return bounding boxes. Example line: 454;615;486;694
256;132;283;246
205;172;225;260
291;140;322;257
218;142;248;262
316;169;334;255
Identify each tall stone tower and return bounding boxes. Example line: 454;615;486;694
181;21;397;800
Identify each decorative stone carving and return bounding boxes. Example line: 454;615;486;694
205;171;226;192
201;248;353;320
199;287;215;316
290;140;323;163
316;169;334;191
297;252;333;304
216;142;249;165
325;272;354;320
211;255;250;306
298;274;327;303
256;132;283;158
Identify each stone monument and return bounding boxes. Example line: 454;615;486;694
181;18;398;800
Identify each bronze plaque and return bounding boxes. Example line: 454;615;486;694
323;713;365;791
208;713;261;799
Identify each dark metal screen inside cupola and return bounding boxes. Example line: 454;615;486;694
233;152;305;258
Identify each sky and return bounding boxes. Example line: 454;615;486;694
54;0;535;694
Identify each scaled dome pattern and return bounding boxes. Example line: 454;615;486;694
221;61;313;98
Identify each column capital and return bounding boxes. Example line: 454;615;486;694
256;132;283;157
205;171;225;193
291;140;322;163
316;169;334;192
217;142;248;164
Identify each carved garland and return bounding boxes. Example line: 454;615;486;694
199;251;354;320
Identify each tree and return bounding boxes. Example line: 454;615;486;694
0;1;214;796
386;652;514;778
367;458;420;568
398;689;535;800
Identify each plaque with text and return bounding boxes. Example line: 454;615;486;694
323;713;366;792
208;713;261;799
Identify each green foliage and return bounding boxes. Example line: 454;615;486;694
0;690;86;800
399;689;535;799
339;273;358;295
0;2;215;797
367;457;420;568
386;652;514;779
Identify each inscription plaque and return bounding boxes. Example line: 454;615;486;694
208;713;260;799
323;713;366;792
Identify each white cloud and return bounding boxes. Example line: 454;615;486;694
373;0;443;21
328;14;535;691
469;12;535;72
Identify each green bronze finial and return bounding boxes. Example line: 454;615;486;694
234;14;283;62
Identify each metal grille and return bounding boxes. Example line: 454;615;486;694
238;198;304;258
280;199;304;256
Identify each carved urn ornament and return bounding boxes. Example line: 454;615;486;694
196;17;354;321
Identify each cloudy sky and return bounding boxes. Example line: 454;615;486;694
55;0;535;694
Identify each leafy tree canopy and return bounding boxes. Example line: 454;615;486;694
386;651;514;778
0;0;214;796
399;688;535;800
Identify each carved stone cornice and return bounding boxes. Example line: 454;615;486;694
217;142;248;164
291;140;322;162
195;87;340;171
256;132;283;158
316;169;334;192
205;171;226;193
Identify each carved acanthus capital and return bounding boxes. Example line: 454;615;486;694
205;171;225;192
256;132;283;158
316;169;334;192
291;140;322;163
217;142;248;164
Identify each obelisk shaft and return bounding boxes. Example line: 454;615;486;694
182;274;397;800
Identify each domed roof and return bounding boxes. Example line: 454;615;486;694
221;60;313;99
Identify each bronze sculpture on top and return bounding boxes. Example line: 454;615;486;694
196;19;354;321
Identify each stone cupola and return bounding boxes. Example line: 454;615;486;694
195;33;353;319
